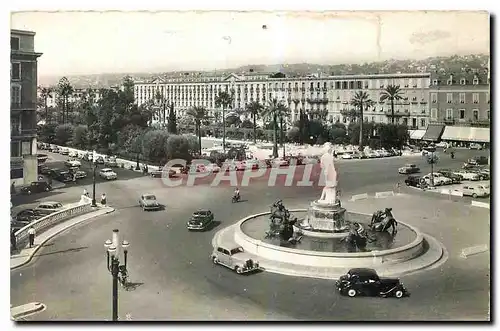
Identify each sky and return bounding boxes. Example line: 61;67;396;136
11;11;490;77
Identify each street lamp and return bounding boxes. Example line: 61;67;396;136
427;144;437;187
104;229;130;321
91;151;98;207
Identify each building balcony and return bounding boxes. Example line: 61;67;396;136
383;111;406;117
11;102;37;111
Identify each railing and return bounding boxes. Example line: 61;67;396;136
14;196;93;245
11;102;37;110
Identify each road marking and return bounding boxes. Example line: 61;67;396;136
460;245;489;258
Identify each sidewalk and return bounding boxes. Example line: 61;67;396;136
213;221;446;280
10;206;115;270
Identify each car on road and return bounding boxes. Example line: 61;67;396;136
365;151;378;158
422;173;451;186
436;169;463;184
20;181;52;195
477;184;490;195
49;145;60;153
14;209;42;223
471;170;489;180
65;159;81;168
211;244;260;274
104;157;118;167
34;201;64;216
205;163;221;173
60;148;69;155
341;153;354;159
138;194;161;211
398;164;420;174
187;210;215;231
69;150;78;158
38;164;51;175
271;158;290;167
453;170;480;181
404;175;422;188
435;142;449;148
462;184;489;198
49;169;73;182
99;168;117;180
74;170;87;179
469;143;483;150
336;268;409;298
95;156;105;164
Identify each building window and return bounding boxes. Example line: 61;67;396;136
473;110;479;121
431;93;437;103
11;85;21;104
447;79;452;85
11;37;20;50
432;79;438;85
472;93;479;104
473;77;479;85
11;141;21;157
446;109;453;119
420;118;426;127
459;93;465;103
460;78;466;85
486;92;490;103
335;82;341;89
349;81;355;89
446;93;453;103
371;116;374;122
459;109;465;119
11;62;21;80
342;81;348;89
357;81;362;89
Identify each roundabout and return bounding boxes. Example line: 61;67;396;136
10;150;490;321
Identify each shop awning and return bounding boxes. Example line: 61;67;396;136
408;129;426;140
469;127;490;143
422;124;445;142
441;126;490;143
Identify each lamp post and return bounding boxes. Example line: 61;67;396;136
104;229;130;321
427;144;437;187
91;151;98;207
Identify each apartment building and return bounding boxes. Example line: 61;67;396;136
38;87;102;109
11;29;43;186
134;72;431;129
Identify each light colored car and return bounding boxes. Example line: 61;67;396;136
75;170;87;179
477;184;490;195
211;244;260;274
60;148;69;155
341;153;353;159
206;163;221;173
366;151;378;158
139;194;161;211
271;158;289;167
453;170;480;181
104;157;118;167
422;173;450;186
68;150;78;158
398;164;420;174
469;143;482;150
462;185;489;198
378;150;391;157
99;168;117;180
65;159;81;168
34;201;64;216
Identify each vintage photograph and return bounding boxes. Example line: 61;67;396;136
9;10;490;321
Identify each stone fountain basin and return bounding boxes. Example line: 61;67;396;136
234;209;426;268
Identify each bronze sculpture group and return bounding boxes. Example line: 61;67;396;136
266;199;399;252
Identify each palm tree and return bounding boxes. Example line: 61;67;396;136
380;85;404;124
56;77;74;124
261;98;286;158
214;90;234;153
154;89;168;127
245;101;264;144
276;103;291;156
187;106;208;155
38;86;53;123
350;91;374;149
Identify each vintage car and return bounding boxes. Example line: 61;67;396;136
68;150;78;158
15;208;43;223
469;143;483;150
404;175;422;188
20;181;52;195
60;148;69;155
34;201;64;216
65;159;81;168
95;156;105;164
187;210;214;231
436;169;463;184
453;170;480;181
211;244;260;274
104;157;118;167
50;169;73;182
74;170;87;179
138;194;161;211
336;268;409;298
422;173;451;186
99;168;118;180
462;184;490;198
398;164;420;174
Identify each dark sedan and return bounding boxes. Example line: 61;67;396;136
405;175;422;188
437;170;463;184
336;268;409;298
14;208;42;223
187;210;214;231
20;181;52;195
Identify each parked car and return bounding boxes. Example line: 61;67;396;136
20;181;52;195
60;148;69;155
436;170;462;184
366;151;378;158
477;184;490;195
206;163;221;173
453;170;480;181
211;244;260;274
74;170;87;179
95;156;105;164
34;201;64;216
398;164;420;174
50;169;73;182
469;143;483;150
187;210;215;231
462;184;489;198
271;158;289;167
68;150;78;158
99;168;117;180
472;170;489;180
472;156;489;165
65;159;81;168
138;194;161;211
104;157;118;167
15;209;42;223
335;268;409;298
404;175;422;188
38;164;51;175
378;150;391;157
422;173;451;186
341;153;354;159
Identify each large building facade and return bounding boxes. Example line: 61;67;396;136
11;29;43;186
134;72;432;129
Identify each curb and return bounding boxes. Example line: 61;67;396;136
350;193;369;201
375;191;395;198
11;302;47;320
471;201;490;209
10;207;115;270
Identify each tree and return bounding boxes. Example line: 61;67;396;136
350;91;374;149
56;77;74;124
245;101;264;144
287;127;301;143
54;124;74;146
380;85;404;124
187;106;208;155
214;90;234;153
261;98;284;158
37;123;57;143
72;125;89;149
328;123;347;144
378;123;409;149
167;103;177;134
141;130;170;164
38;86;54;123
166;135;192;162
240;119;253;129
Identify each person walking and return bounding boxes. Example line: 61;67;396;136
101;193;107;206
11;229;17;252
83;188;89;197
28;226;36;248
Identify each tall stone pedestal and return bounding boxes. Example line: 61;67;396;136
296;200;350;238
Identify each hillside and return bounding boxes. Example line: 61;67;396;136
39;54;489;88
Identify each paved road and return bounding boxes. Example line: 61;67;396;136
10;148;490;320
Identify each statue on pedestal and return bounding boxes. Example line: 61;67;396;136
318;145;339;206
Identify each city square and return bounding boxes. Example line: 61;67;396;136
10;11;490;322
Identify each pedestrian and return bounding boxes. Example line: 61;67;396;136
83;188;89;197
11;229;17;252
73;173;77;183
28;226;36;248
101;193;107;205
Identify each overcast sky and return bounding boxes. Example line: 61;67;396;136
11;11;490;76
